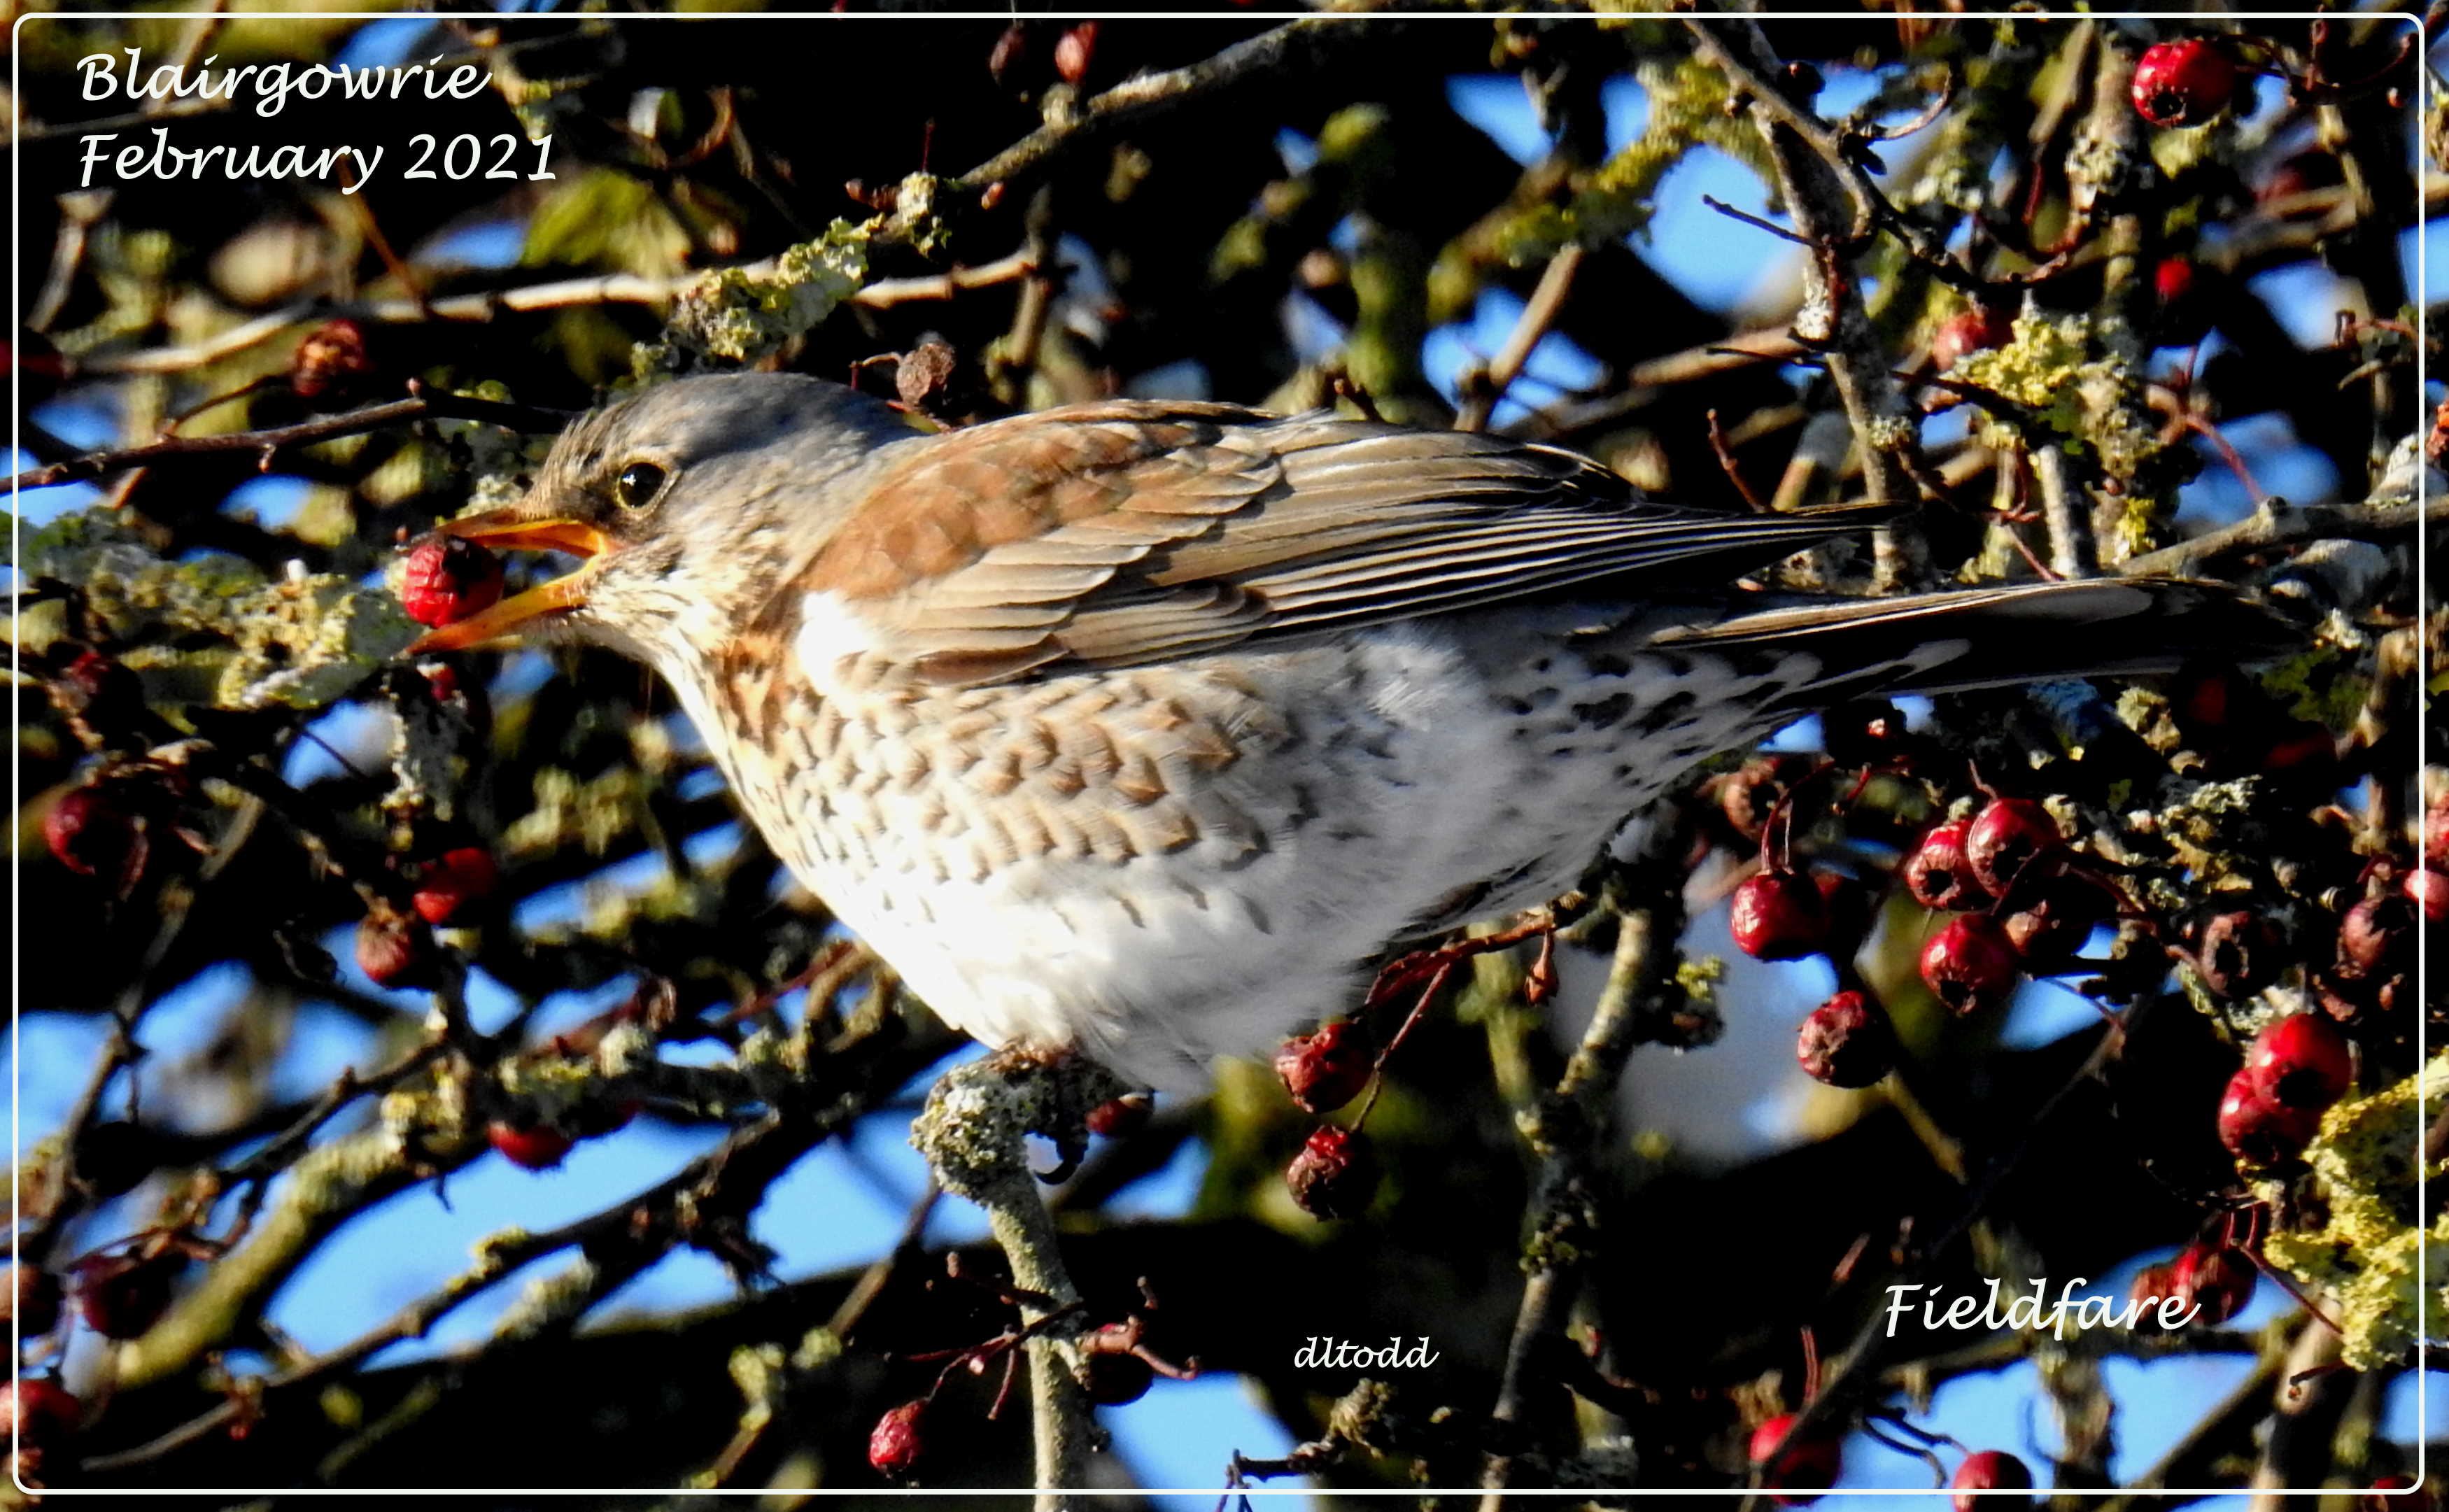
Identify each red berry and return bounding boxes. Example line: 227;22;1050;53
1964;798;2063;896
1749;1413;1842;1504
2152;256;2215;346
2129;1259;2184;1325
2171;1242;2257;1326
399;536;504;629
44;784;150;894
1730;870;1833;961
2132;38;2239;127
354;905;435;989
289;318;377;403
1903;820;1990;912
2409;868;2449;924
488;1120;576;1171
1086;1093;1154;1138
6;1265;60;1339
987;21;1030;85
1931;304;2014;371
1952;1449;2034;1509
1919;914;2021;1015
2243;1012;2352;1113
1796;991;1895;1089
1053;21;1099;85
0;1379;80;1454
411;845;499;926
420;663;462;703
1274;1021;1374;1115
1285;1126;1376;1220
2217;1068;2321;1166
70;1248;180;1338
2196;910;2280;998
868;1397;928;1478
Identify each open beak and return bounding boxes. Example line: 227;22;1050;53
404;511;616;654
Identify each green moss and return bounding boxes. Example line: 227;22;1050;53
632;220;873;376
1428;55;1762;324
2263;1057;2443;1371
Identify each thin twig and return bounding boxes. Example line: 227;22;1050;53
6;385;571;493
1457;243;1587;433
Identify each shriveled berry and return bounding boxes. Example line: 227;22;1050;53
1750;1412;1842;1505
0;1379;80;1454
2243;1012;2352;1113
1730;870;1833;961
1919;914;2020;1015
1931;304;2014;371
1274;1020;1374;1115
1718;758;1790;842
868;1397;928;1478
354;905;435;989
1965;798;2063;895
2132;38;2239;127
488;1120;575;1171
71;1248;180;1338
289;318;377;403
2197;910;2281;998
2171;1242;2257;1326
6;1265;61;1339
2338;894;2415;978
1053;21;1099;85
1952;1449;2033;1510
2408;868;2448;924
411;845;499;926
45;784;150;895
2002;874;2111;974
2217;1068;2321;1166
1797;991;1894;1089
1904;820;1989;912
399;535;504;629
1286;1126;1376;1220
1087;1093;1153;1138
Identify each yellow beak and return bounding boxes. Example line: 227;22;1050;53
402;511;616;654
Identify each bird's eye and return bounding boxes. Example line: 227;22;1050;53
614;462;667;511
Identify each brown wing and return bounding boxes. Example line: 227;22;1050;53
782;399;1893;687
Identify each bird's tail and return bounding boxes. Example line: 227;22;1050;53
1647;577;2293;705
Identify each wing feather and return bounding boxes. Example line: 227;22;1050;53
770;399;1896;687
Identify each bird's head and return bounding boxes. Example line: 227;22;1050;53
405;373;917;674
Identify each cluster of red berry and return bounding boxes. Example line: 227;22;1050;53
1751;1411;2033;1506
864;1272;1195;1483
5;1227;220;1481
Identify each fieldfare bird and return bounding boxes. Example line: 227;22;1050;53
411;373;2256;1088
